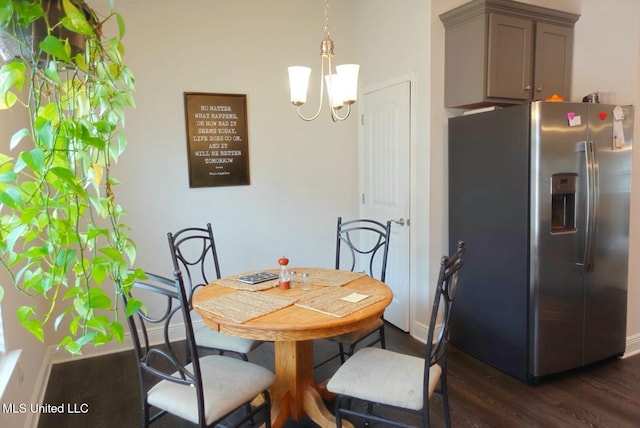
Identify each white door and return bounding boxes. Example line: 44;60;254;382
360;80;411;331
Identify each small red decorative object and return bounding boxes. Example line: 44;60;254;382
599;112;607;120
278;256;290;290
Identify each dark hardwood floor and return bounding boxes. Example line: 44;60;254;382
38;324;640;427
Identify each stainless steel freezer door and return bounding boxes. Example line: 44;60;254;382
529;102;589;377
582;104;632;364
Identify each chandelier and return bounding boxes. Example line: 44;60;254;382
287;0;359;122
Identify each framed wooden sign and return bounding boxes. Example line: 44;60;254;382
183;92;250;187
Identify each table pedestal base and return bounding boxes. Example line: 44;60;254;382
270;340;353;428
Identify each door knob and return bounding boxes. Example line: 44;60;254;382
392;218;408;226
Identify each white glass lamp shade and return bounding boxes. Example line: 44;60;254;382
325;73;345;109
288;66;312;105
336;64;359;104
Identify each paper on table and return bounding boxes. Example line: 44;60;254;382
340;292;369;303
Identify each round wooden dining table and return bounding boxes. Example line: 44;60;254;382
192;269;392;428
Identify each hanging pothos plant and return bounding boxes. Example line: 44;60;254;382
0;0;143;355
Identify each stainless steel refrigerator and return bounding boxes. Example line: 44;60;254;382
448;101;633;383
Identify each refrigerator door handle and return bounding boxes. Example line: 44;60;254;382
584;141;598;272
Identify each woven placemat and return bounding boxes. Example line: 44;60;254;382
302;268;366;287
294;286;385;318
195;291;295;323
213;271;279;291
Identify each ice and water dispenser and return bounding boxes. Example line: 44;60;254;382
551;173;577;233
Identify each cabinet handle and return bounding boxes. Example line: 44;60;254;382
537;86;543;92
524;85;531;91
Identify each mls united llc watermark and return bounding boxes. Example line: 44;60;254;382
2;402;89;414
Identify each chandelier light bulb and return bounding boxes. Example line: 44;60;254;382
288;66;312;106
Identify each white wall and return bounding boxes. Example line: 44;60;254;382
110;0;358;281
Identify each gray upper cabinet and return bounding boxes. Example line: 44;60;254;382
440;0;579;109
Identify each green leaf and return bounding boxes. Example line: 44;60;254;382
116;13;126;40
34;117;54;150
0;91;17;110
17;306;44;342
63;340;83;356
86;315;109;334
125;298;143;317
61;0;94;37
69;315;81;335
55;248;76;271
110;321;125;342
100;247;124;262
19;148;45;172
43;60;62;85
76;332;97;347
12;1;44;27
0;61;25;109
50;166;85;196
0;186;24;209
0;152;12;165
0;169;17;183
0;0;14;24
40;35;71;63
92;263;109;285
87;288;112;310
54;307;72;331
5;223;27;252
63;286;82;300
9;128;28;150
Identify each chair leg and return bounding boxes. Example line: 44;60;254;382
338;343;346;363
441;370;451;428
142;403;149;428
264;391;272;428
245;403;254;425
334;395;350;428
379;325;386;349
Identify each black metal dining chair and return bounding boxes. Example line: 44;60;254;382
167;223;263;360
315;216;392;369
122;270;274;427
327;241;466;428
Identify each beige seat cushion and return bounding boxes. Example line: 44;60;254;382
148;355;274;425
195;325;262;354
326;347;442;411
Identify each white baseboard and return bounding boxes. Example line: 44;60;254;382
622;333;640;358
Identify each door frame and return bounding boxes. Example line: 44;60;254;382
358;72;418;336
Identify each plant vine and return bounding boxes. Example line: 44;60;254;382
0;0;143;354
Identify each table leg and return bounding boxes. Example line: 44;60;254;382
271;340;353;428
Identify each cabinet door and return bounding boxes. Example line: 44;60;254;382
487;13;533;101
533;23;573;101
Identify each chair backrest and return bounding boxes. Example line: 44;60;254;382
423;240;465;400
335;216;392;282
167;223;221;300
122;270;207;424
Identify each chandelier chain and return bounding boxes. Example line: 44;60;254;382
324;0;331;39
